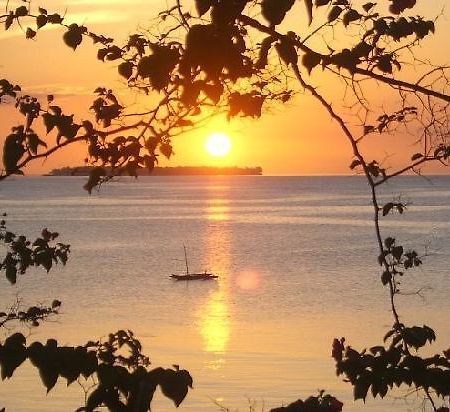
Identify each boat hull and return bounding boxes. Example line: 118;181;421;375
170;273;218;281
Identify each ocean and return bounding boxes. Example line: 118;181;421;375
0;175;449;411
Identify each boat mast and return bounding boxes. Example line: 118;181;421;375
183;245;189;275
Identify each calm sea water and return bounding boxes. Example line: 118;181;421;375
0;176;449;411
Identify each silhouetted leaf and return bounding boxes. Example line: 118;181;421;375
261;0;295;26
304;0;313;25
159;143;173;159
382;203;394;216
25;28;36;39
15;6;28;17
354;378;370;401
3;130;26;174
1;333;27;379
39;365;58;392
202;83;223;104
381;271;391;286
27;133;47;155
83;167;106;194
195;0;213;16
302;51;321;74
159;368;193;407
411;153;423;161
343;9;361;26
392;246;403;260
349;159;361;170
36;14;47;29
5;13;14;30
5;265;17;284
362;2;376;13
315;0;331;6
377;55;393;74
63;24;85;50
275;40;297;65
328;6;342;23
118;62;133;79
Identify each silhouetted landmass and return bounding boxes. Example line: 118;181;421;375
48;166;263;176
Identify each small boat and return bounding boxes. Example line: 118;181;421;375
170;246;218;281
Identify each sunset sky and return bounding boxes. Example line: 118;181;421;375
1;0;449;175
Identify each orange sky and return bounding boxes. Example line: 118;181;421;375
1;0;449;175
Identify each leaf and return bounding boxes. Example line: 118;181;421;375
275;40;298;66
159;368;193;407
261;0;295;26
343;9;361;26
47;13;64;24
5;13;14;31
411;153;423;161
202;83;223;104
302;51;321;74
377;55;393;74
195;0;213;16
328;6;342;23
25;27;36;39
381;271;391;286
159;143;173;159
15;6;28;17
5;265;17;284
3;132;26;174
118;61;133;79
39;366;58;393
176;119;194;127
382;202;394;216
83;167;106;194
349;159;361;170
354;378;370;401
315;0;331;6
27;133;47;155
384;237;395;249
63;25;84;50
392;246;404;260
362;2;376;13
304;0;313;25
36;14;47;29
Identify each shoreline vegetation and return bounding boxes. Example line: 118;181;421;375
47;166;263;176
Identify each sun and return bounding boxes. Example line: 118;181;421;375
205;133;232;157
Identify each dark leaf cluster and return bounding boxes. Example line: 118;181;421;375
270;390;343;412
364;107;418;135
0;221;70;284
0;330;193;411
378;236;422;287
332;330;450;404
0;79;21;101
0;300;61;329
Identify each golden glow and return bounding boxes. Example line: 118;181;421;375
205;132;232;157
198;202;232;355
206;200;229;222
200;291;230;353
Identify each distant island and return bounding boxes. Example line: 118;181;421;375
47;166;263;176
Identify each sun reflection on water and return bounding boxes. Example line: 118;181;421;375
200;290;230;353
198;201;232;356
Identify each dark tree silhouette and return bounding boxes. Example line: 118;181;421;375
1;0;450;410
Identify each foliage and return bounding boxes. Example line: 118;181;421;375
0;329;193;411
0;216;70;284
1;0;450;410
0;217;193;411
270;391;343;412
